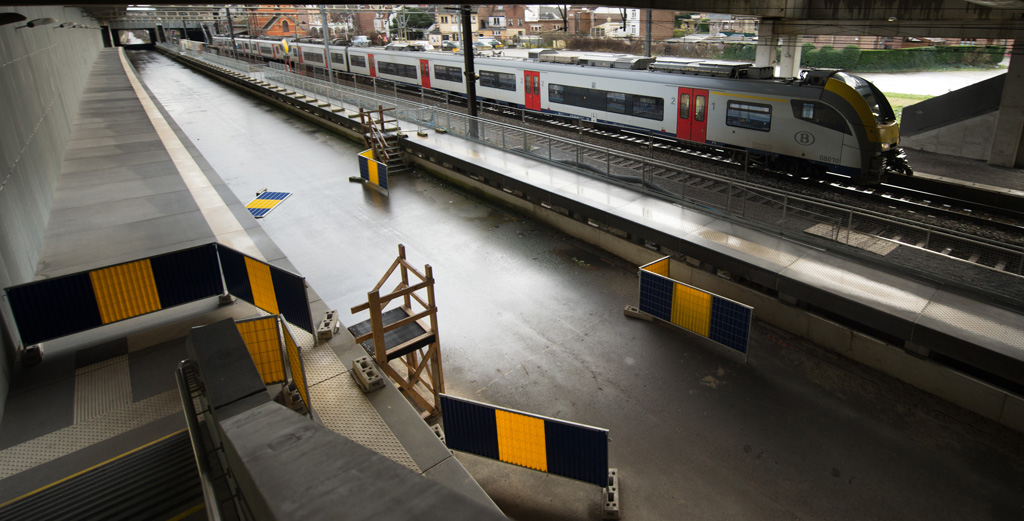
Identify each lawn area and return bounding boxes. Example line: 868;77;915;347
885;92;933;125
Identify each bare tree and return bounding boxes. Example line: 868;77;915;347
557;5;569;32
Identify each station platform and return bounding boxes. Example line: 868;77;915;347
3;45;1024;521
903;146;1024;193
0;48;500;517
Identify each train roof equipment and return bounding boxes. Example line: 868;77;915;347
647;58;775;79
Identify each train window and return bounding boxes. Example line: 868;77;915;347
434;65;463;83
833;72;896;123
303;51;323;64
694;95;706;122
607;92;626;114
631;96;664;121
679;93;690;120
549;84;564;103
726;101;771;131
378;61;418;79
350;55;367;68
479;70;517;91
532;75;539;95
331;53;345;64
791;101;850;134
260;46;272;55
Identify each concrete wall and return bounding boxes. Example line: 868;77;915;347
900;112;999;160
0;6;103;423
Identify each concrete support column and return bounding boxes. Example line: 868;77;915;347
778;34;802;78
989;44;1024;168
755;19;775;68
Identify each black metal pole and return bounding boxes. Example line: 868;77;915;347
460;4;478;137
226;7;239;60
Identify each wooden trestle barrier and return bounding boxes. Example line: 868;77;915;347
350;244;444;417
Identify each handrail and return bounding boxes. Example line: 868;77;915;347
175;360;223;521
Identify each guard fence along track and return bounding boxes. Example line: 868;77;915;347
156;45;1024;309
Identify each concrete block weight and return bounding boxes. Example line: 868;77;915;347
351;355;384;393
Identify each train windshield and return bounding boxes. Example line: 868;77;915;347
833;72;896;124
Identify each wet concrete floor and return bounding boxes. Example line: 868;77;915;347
129;50;1024;521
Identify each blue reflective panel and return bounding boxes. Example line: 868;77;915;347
544;419;608;487
638;271;672;322
270;266;313;333
709;298;752;354
440;395;499;460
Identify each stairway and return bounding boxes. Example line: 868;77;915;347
359;106;411;175
0;431;204;521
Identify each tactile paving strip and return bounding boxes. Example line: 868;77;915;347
0;390;180;479
303;343;419;473
74;355;131;424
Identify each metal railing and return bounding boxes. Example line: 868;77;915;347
169;47;1024;304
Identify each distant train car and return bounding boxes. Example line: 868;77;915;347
231;37;911;183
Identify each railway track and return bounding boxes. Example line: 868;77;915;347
259;63;1024;278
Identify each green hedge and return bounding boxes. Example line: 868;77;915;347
717;43;1004;72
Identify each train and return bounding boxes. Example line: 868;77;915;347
210;35;912;184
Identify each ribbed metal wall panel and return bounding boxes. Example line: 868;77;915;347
709;298;753;354
270;265;313;334
5;273;103;345
282;321;311;411
544;418;608;487
217;246;253;303
235;316;285;385
440;394;499;461
150;244;222;307
89;260;161;324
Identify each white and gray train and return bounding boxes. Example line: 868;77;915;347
211;36;911;184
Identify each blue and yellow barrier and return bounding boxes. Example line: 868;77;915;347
218;245;314;334
236;316;286;385
4;243;315;346
5;244;223;345
358;149;389;194
440;394;608;487
246;191;291;218
639;257;753;354
282;321;311;410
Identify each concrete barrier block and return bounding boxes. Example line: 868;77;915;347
806;315;853;353
623;305;653;321
317;309;339;341
998;393;1024;433
603;468;620;520
351;355;384;393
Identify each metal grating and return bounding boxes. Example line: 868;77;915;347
804;224;899;256
74;356;131;424
303;344;419;472
0;390;180;479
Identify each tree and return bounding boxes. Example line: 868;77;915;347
390;7;434;40
556;5;569;33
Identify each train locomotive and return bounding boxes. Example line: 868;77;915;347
210;36;912;184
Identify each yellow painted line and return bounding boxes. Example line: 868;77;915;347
0;429;188;509
167;503;205;521
117;48;265;261
711;91;784;103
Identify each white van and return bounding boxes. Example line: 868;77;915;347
352;35;370;47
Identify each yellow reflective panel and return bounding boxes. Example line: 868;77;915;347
244;257;279;315
495;410;548;472
89;259;162;324
367;161;379;186
282;322;309;408
671;283;712;337
642;258;670;277
236;317;284;384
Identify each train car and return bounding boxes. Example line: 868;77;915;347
250;41;911;183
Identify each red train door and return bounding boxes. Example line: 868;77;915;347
420;59;431;89
368;54;376;77
524;71;540;111
676;88;708;143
